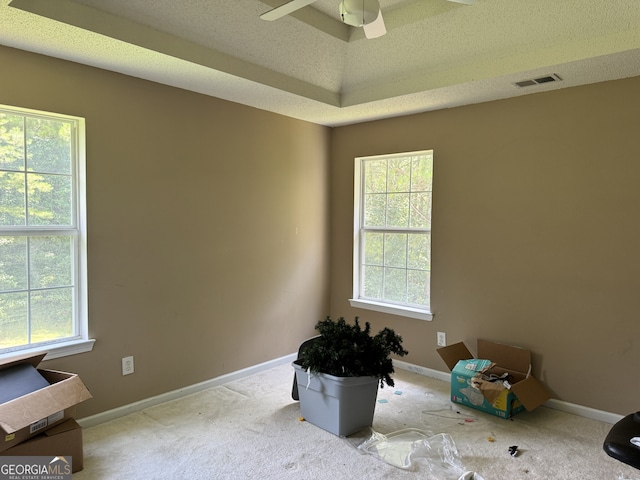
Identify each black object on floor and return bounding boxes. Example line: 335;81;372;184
291;336;320;401
603;411;640;469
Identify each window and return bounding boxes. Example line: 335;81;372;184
350;150;433;321
0;105;93;360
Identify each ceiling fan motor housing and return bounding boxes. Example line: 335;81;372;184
340;0;380;27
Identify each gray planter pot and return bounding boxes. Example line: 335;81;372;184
293;362;379;436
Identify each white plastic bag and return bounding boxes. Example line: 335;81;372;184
357;428;465;477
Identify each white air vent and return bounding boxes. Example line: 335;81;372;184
514;74;563;88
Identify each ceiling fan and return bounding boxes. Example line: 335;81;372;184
260;0;476;40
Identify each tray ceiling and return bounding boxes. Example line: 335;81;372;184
1;0;639;126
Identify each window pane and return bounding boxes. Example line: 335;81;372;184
384;233;407;268
411;155;433;191
26;117;72;175
0;236;28;291
407;233;431;270
0;172;26;225
363;232;383;266
0;113;25;172
364;159;387;193
387;193;409;227
383;267;407;303
31;288;74;342
364;193;386;227
27;172;72;226
408;269;430;306
30;236;73;289
387;157;411;193
363;265;383;299
0;291;28;348
409;191;432;229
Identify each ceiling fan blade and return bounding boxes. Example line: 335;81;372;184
260;0;318;21
446;0;476;4
363;9;386;39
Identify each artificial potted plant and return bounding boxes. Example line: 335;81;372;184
293;316;408;436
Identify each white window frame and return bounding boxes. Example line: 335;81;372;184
349;150;433;321
0;104;94;361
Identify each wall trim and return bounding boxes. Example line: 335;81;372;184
393;359;452;382
78;353;297;428
392;359;623;425
543;398;623;424
79;355;622;428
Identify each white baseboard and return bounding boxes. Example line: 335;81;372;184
543;398;623;424
393;359;452;383
79;355;623;429
78;353;297;429
393;359;623;425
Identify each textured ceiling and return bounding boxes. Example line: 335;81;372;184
1;0;640;126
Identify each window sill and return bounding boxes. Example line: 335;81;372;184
0;339;96;362
349;299;433;321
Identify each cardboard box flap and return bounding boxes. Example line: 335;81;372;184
437;342;474;371
0;363;50;404
510;375;551;411
43;418;81;437
477;339;531;374
0;353;47;372
0;374;92;434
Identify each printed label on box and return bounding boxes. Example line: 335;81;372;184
28;410;64;435
29;418;48;434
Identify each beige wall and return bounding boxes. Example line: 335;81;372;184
2;43;640;418
330;75;640;415
0;45;330;417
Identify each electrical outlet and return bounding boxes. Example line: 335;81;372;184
122;356;134;375
437;332;446;347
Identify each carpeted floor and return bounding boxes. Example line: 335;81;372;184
74;363;640;479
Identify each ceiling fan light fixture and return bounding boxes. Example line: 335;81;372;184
339;0;380;27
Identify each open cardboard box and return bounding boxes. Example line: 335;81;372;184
437;339;551;418
0;352;92;452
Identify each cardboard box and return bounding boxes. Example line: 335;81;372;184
0;353;92;452
437;339;551;418
0;419;84;473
